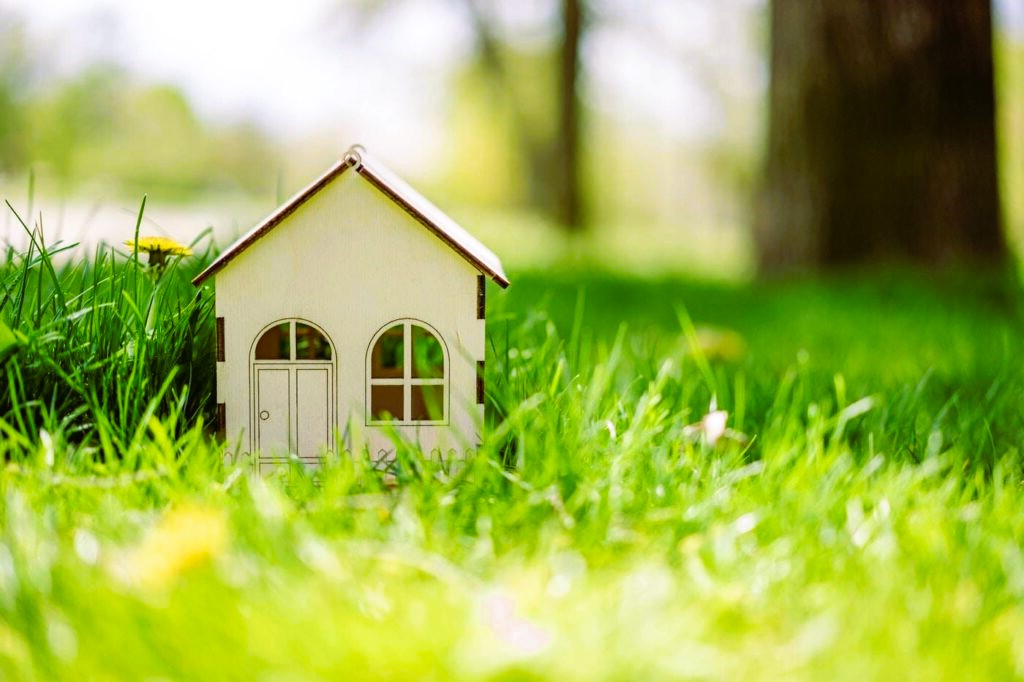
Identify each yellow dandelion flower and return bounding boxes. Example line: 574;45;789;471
128;504;228;589
124;236;192;268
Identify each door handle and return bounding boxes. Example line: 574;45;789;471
259;410;270;420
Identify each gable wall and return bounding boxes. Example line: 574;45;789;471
213;170;485;464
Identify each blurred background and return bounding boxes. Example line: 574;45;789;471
0;0;1021;279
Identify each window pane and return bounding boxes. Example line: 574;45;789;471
371;385;404;421
254;322;290;360
295;323;331;360
371;325;404;378
410;384;444;421
411;326;444;378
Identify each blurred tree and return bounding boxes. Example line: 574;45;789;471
556;0;584;231
756;1;1007;273
473;0;581;231
451;2;556;214
344;0;589;231
456;0;588;231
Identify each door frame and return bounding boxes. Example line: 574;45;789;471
249;318;337;461
254;364;293;458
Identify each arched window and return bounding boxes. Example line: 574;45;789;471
254;321;332;361
367;320;447;424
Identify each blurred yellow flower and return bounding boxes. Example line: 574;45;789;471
128;504;228;589
692;325;746;362
124;236;192;268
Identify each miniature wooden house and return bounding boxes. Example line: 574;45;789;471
193;145;509;470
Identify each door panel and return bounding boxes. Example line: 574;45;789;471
257;368;291;456
296;367;330;458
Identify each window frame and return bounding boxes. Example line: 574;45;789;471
253;320;333;363
366;319;449;426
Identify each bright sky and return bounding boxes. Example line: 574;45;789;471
16;0;479;167
12;0;773;167
3;0;1021;261
10;0;1024;171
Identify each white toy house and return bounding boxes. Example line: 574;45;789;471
193;145;509;471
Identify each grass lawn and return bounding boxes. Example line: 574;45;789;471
1;217;1024;680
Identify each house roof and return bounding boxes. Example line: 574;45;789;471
192;145;510;288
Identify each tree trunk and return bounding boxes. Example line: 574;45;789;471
755;0;1006;274
555;0;585;232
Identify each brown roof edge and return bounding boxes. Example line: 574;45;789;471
191;157;356;286
192;146;510;289
356;165;510;289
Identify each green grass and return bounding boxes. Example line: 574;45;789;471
1;212;1024;680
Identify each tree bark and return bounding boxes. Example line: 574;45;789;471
756;0;1006;274
555;0;585;232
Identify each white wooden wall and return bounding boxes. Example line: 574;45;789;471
213;170;486;469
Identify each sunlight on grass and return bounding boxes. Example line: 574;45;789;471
0;208;1022;679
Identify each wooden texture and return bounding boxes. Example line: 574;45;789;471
215;317;225;362
356;156;509;287
477;275;486;320
756;0;1005;272
216;402;226;440
194;149;509;288
476;360;485;405
256;368;290;457
211;164;489;468
296;367;331;457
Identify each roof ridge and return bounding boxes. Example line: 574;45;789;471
191;146;508;288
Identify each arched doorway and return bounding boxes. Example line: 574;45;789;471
250;319;336;459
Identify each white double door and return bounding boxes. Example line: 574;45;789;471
254;363;333;459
